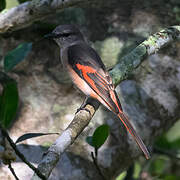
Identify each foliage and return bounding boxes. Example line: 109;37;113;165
4;42;32;72
86;124;109;151
0;0;6;12
0;42;32;127
15;132;59;144
0;42;31;128
86;124;109;161
0;78;18;128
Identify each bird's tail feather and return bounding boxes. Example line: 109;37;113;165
117;112;150;159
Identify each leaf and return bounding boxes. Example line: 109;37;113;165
86;136;93;146
0;0;6;12
15;132;59;144
0;80;18;128
92;124;109;149
4;42;32;72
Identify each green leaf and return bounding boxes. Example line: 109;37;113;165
4;42;32;72
0;80;18;128
92;124;109;149
86;136;93;146
15;132;59;144
0;0;6;12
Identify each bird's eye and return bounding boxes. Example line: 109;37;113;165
63;33;71;37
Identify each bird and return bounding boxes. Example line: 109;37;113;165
45;24;150;159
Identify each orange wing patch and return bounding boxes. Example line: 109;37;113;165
76;63;100;94
76;63;122;114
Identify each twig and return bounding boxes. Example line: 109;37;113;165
91;152;107;180
8;163;19;180
0;126;46;180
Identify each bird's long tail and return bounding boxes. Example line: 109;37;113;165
117;112;151;159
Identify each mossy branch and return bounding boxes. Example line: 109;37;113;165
110;26;180;86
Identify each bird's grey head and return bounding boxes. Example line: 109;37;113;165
45;24;85;48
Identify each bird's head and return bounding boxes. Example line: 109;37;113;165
45;24;85;48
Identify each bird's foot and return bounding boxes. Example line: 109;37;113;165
75;97;91;115
75;107;91;115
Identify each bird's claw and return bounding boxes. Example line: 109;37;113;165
75;107;91;115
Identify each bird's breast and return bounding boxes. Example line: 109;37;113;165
67;65;94;96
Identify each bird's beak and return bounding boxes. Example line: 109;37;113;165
44;33;56;39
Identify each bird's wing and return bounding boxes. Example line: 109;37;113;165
67;43;122;114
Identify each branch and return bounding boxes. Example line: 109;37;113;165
0;0;92;33
31;99;99;179
8;163;19;180
91;152;107;180
110;26;180;86
0;126;46;180
31;26;180;179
